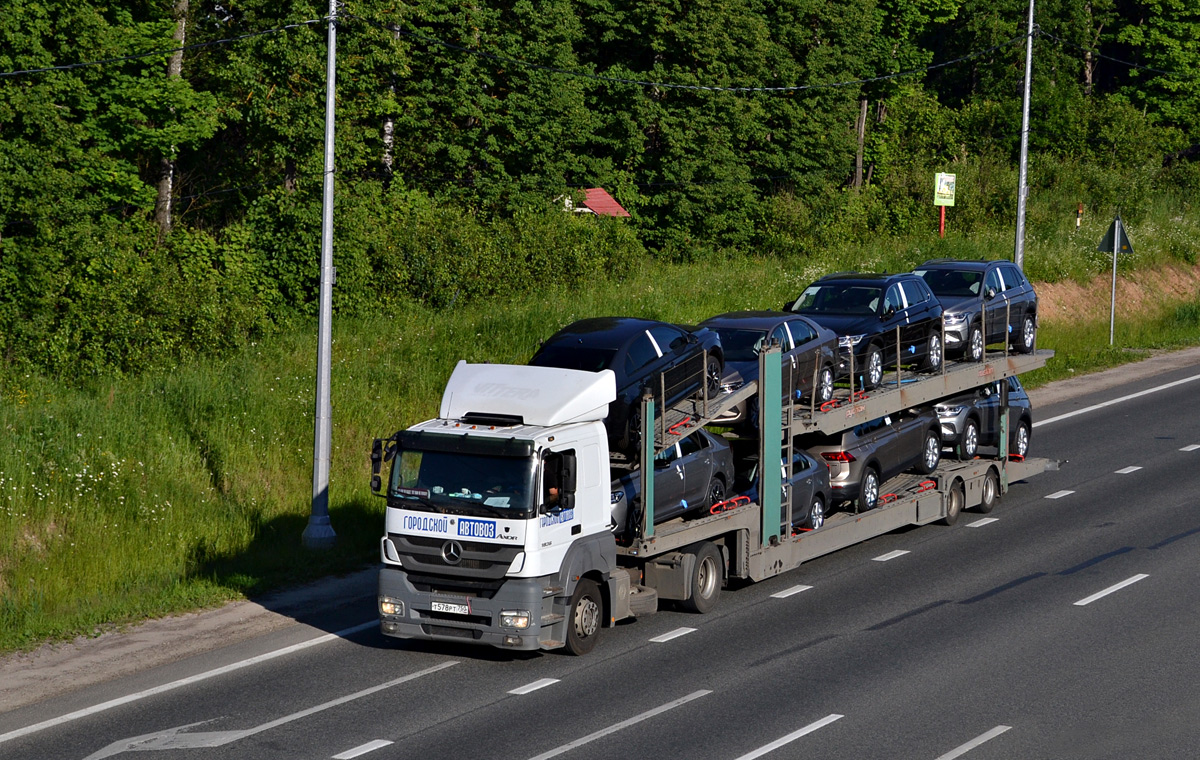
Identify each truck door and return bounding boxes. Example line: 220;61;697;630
538;449;582;556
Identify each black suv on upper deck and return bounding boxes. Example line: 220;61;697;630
913;259;1038;361
785;272;944;390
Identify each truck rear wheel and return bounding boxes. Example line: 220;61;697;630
941;479;964;526
680;542;722;614
975;469;999;513
566;579;602;655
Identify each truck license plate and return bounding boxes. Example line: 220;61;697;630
431;600;470;615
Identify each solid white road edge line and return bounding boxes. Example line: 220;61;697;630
933;725;1012;760
649;627;696;643
508;679;560;695
966;518;999;528
732;714;844;760
333;739;394;759
1074;574;1150;606
0;619;380;745
1034;373;1200;428
525;690;711;760
771;584;813;598
873;550;910;562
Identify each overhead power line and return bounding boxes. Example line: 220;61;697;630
0;17;328;78
345;12;1030;94
1038;29;1179;77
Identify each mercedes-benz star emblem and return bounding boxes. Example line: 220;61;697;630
442;540;463;565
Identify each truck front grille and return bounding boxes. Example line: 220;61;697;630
389;534;522;580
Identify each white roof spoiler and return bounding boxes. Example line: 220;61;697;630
440;361;616;427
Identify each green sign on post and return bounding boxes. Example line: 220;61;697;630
933;173;956;206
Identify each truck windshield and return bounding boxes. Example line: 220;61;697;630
389;449;537;519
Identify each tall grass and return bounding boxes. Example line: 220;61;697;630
3;202;1200;652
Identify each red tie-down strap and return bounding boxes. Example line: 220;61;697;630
710;495;751;515
668;417;692;436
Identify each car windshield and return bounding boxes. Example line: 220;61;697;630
794;284;882;316
390;449;537;518
530;345;619;373
915;268;982;298
713;328;767;362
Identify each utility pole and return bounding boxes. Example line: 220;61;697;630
1014;0;1035;270
303;0;338;549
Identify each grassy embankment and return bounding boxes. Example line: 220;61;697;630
2;199;1200;653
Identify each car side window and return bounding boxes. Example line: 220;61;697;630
648;325;688;354
787;320;817;345
900;280;927;306
769;324;792;351
624;333;659;375
678;433;704;457
654;442;680;466
984;268;1003;295
1001;265;1026;291
883;284;904;314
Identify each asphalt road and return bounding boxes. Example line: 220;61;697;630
2;349;1199;760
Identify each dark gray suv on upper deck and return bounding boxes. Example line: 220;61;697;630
913;259;1038;361
786;272;945;390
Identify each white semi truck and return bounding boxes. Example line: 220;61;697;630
371;347;1053;655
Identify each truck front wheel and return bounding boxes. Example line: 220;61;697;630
680;542;722;614
566;579;602;655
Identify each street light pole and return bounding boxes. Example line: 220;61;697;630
303;0;338;549
1014;0;1035;270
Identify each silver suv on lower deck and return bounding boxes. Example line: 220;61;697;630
799;408;942;511
934;376;1033;460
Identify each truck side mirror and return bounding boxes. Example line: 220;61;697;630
561;453;577;493
370;439;383;493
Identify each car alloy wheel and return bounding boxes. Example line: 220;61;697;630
817;365;834;403
967;325;984;362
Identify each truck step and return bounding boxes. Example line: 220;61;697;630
540;613;565;626
542;585;563;597
539;640;564;650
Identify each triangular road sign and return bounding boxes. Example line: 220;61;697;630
1097;217;1134;255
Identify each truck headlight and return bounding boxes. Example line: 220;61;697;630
380;597;404;616
500;610;531;629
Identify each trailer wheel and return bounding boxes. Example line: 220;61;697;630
975;469;1000;513
680;542;722;614
941;479;964;526
565;579;602;655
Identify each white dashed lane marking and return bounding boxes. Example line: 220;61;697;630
509;678;560;695
649;627;696;643
873;550;910;562
1045;490;1075;499
1074;574;1150;606
772;584;813;598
